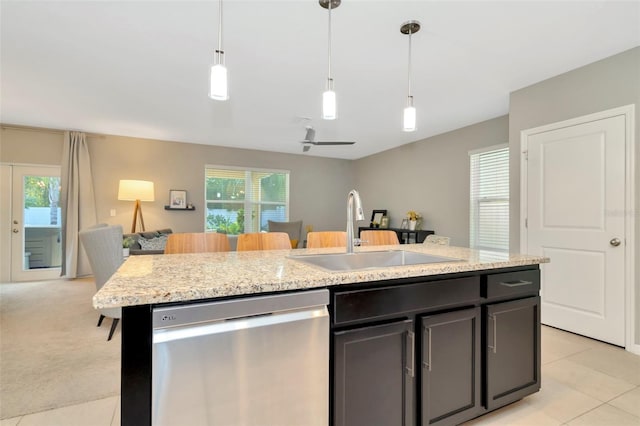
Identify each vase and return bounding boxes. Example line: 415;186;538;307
409;220;417;231
123;248;130;258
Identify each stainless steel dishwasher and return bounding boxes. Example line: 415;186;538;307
151;289;329;426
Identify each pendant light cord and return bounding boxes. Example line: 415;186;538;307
407;28;412;99
217;0;223;56
327;1;332;82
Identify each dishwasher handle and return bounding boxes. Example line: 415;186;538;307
154;305;328;344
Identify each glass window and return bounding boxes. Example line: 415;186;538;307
205;166;289;234
469;145;509;251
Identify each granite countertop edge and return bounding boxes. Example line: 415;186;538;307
93;245;549;309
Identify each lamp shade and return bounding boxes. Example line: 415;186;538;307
118;180;155;202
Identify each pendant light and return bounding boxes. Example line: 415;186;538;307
209;0;228;101
320;0;340;120
401;20;420;132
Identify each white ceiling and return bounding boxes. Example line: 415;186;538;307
1;1;639;160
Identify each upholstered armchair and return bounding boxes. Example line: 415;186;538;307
79;224;124;341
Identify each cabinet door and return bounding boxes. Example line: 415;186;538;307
421;307;481;426
334;319;415;426
486;296;541;410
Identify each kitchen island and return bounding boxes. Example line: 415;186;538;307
94;244;548;426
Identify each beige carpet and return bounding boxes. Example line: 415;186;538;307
0;278;120;419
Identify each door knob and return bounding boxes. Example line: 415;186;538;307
610;238;621;247
12;229;19;233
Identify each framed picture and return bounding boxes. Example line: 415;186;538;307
380;216;389;229
169;190;187;208
400;218;409;229
370;209;387;227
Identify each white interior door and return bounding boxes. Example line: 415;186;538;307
10;165;62;282
523;114;626;346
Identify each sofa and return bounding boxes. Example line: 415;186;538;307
123;229;173;255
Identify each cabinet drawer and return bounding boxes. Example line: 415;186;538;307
484;269;539;300
333;277;480;326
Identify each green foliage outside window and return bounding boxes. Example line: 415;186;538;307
205;168;288;234
23;176;61;225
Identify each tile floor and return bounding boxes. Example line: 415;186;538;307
1;326;638;426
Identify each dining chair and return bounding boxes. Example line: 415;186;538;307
267;220;303;248
237;232;292;251
164;232;230;254
306;231;347;248
79;223;124;341
424;234;451;246
360;230;400;246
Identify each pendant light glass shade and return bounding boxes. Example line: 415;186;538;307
323;90;336;120
323;78;336;120
403;99;416;132
209;52;228;100
401;20;420;132
209;0;228;101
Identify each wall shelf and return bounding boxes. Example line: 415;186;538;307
164;206;196;211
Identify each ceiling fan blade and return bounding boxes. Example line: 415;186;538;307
314;141;356;145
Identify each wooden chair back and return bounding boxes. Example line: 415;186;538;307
267;220;303;248
360;230;400;246
164;233;230;254
306;231;347;248
237;232;292;251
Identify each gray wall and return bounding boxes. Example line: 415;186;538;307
509;46;640;344
0;128;354;237
353;115;508;247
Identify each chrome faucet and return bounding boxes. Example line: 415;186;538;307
346;189;364;254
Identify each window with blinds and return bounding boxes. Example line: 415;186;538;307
205;166;289;234
469;145;509;251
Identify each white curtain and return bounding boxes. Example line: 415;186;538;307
60;131;97;278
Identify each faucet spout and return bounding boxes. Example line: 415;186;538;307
346;189;364;254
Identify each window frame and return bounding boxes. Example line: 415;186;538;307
469;144;509;252
204;165;290;234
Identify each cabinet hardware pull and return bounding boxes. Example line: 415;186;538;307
488;314;497;354
499;280;532;287
406;330;415;378
424;327;432;371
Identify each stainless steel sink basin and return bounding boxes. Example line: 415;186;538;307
288;250;461;272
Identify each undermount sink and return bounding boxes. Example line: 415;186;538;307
288;250;461;272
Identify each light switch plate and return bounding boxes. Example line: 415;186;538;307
110;209;116;217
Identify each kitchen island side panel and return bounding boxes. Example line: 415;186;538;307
122;305;153;426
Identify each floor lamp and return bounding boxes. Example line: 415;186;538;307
118;180;155;233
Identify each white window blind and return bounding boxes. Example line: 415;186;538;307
469;145;509;251
205;166;289;234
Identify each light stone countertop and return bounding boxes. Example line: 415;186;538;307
93;244;549;309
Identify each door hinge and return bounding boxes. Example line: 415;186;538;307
522;150;528;160
525;218;528;228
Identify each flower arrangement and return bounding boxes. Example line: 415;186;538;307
406;210;421;221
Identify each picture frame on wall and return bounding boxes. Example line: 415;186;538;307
169;190;187;209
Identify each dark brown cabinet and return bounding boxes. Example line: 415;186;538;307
333;319;415;426
330;267;541;426
485;296;541;410
420;307;482;426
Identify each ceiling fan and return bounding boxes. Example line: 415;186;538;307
300;126;356;152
